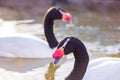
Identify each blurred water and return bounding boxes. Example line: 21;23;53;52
17;22;120;54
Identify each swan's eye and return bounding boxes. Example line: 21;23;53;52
62;46;65;49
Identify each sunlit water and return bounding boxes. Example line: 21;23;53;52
0;14;120;80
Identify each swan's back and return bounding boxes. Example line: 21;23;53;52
0;34;53;58
83;57;120;80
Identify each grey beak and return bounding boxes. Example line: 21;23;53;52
54;58;60;64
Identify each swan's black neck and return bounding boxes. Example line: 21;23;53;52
44;7;62;48
44;17;58;48
63;37;89;80
66;47;89;80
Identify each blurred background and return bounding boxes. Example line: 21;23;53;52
0;0;120;80
0;0;120;26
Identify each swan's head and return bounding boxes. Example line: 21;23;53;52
45;7;72;23
52;37;75;64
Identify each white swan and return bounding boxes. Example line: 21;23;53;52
0;7;72;58
52;37;120;80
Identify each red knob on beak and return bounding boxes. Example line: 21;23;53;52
52;48;64;64
62;12;72;21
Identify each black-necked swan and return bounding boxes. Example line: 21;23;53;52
0;7;72;58
52;37;120;80
52;37;89;80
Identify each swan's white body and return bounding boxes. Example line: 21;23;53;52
0;34;55;58
55;57;120;80
0;20;55;58
83;57;120;80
